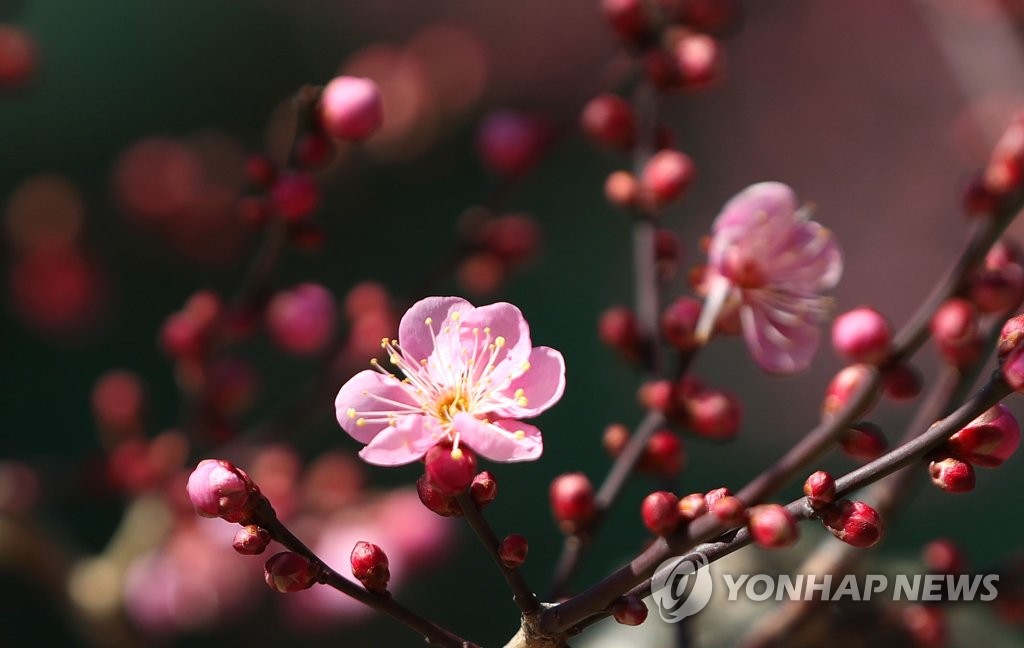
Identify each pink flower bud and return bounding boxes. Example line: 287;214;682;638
839;422;888;460
685;387;741;440
476;110;547;176
999;314;1024;358
265;552;317;593
351;541;390;593
424;444;477;495
319;76;383;141
0;26;37;90
550;473;596;534
748;504;799;548
470;471;498;508
984;112;1024;196
969;241;1024;313
672;32;723;87
456;252;505;296
677;493;707;522
266;283;337;355
245;153;277;187
640;150;695;206
922;539;968;575
1003;345;1024;392
832;307;891;364
930;298;981;367
186;459;255;522
498;533;529;568
481;213;541;266
946;404;1020;467
641;491;680;536
612;595;649;626
415;474;462;517
711;494;746;526
822;364;875;416
930;456;976;493
233;525;272;555
581;94;635;150
603;423;630;457
270;172;320;222
820;500;883;548
661;297;702;350
883;363;922;401
598;305;640;356
963;175;1002;217
601;0;653;47
704;486;731;509
638;379;674;412
605;171;639;209
639;429;686;477
803;471;836;509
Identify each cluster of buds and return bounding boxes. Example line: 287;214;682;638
929;404;1020;493
637;377;742;440
237;76;383;242
638;486;748;538
416;445;498;517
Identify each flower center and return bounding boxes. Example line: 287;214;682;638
721;247;766;289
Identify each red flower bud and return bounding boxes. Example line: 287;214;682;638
186;459;255;523
641;491;680;536
820;500;883;548
416;475;462;517
685;387;741;440
319;76;383;141
270;172;320;222
710;494;746;526
832;307;891;364
233;525;272;555
550;473;596;533
839;422;888;460
599;305;640;357
883;363;922;401
265;552;317;592
639;429;686;477
498;533;529;568
470;471;498;508
704;486;731;509
424;444;477;495
1003;345;1024;392
677;493;707;521
603;423;631;457
922;539;968;575
998;314;1024;358
351;541;390;593
661;297;702;350
803;471;836;509
946;404;1020;467
476;110;547;177
601;0;654;47
612;595;649;626
930;298;981;367
640;150;695;206
822;364;875;416
581;94;635;150
748;504;799;549
638;379;674;412
929;456;976;493
245;154;277;187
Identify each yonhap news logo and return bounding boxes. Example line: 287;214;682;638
650;552;1000;622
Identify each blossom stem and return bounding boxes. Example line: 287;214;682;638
455;492;541;617
631;80;662;374
542;373;1013;637
250;496;478;648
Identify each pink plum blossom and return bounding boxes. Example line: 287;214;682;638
335;296;565;466
695;182;843;374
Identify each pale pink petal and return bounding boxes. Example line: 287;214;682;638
397;296;473;362
741;305;821;374
492;346;566;418
358;416;445;466
335;370;420;443
457;302;533;386
452;412;542;462
712;182;799;235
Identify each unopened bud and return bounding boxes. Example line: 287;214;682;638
820;500;883;548
550;473;596;534
677;493;707;522
883;363;922;401
233;525;271;555
639;429;685;477
929;456;976;493
832;307;892;364
603;423;630;457
710;494;746;526
803;471;836;509
350;541;390;593
186;459;255;523
839;422;888;460
822;364;875;416
470;471;498;508
416;474;462;517
748;504;799;549
265;552;317;593
998;314;1024;358
922;538;968;575
946;404;1020;467
498;533;529;568
612;595;649;626
641;491;680;536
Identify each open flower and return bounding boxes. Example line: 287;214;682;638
335;296;565;466
695;182;842;373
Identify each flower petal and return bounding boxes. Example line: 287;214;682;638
712;182;799;235
358;416;445;466
492;346;566;418
741;304;821;374
452;412;542;462
458;302;533;385
335;370;420;443
397;296;474;363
